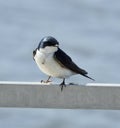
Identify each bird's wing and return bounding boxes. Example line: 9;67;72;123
54;48;88;75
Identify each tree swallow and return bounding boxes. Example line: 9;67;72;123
33;36;94;91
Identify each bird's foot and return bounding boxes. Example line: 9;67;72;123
59;78;66;92
41;80;52;83
69;82;75;85
59;83;66;92
41;76;52;83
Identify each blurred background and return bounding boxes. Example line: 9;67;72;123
0;0;120;127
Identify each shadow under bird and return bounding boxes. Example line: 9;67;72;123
33;36;94;91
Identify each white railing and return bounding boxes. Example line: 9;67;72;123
0;81;120;110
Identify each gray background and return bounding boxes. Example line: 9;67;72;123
0;0;120;128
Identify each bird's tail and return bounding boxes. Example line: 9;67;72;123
81;74;95;81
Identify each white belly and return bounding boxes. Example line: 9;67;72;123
34;50;75;78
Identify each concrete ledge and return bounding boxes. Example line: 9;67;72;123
0;81;120;110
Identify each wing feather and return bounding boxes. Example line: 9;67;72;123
54;48;88;75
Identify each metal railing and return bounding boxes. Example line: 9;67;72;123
0;81;120;110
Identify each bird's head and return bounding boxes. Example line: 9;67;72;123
37;36;59;53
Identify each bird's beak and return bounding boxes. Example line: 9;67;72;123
55;44;59;47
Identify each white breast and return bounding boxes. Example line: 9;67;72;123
34;49;75;78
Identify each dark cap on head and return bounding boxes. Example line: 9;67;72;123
38;36;59;49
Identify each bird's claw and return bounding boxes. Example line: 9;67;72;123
41;76;52;83
41;80;52;83
59;79;66;92
59;84;66;92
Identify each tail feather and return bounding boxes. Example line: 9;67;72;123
81;74;95;81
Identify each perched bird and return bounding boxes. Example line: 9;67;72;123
33;36;94;91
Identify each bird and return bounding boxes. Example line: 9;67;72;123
33;36;94;91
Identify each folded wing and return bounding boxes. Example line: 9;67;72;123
54;48;94;81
